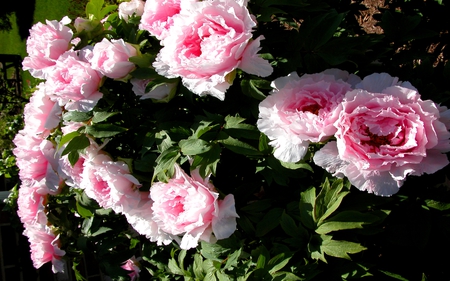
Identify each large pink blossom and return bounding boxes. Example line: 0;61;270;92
13;135;61;194
139;0;181;40
80;151;141;213
153;0;273;100
150;164;238;249
89;38;137;79
17;182;48;227
124;192;174;246
258;70;359;163
23;83;62;138
313;73;450;196
22;17;73;79
45;51;103;112
23;225;66;273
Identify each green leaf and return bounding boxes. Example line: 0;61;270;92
193;253;205;279
223;115;260;140
321;235;367;260
130;67;159;79
191;143;221;178
299;187;316;230
315;178;350;225
316;210;381;234
62;135;90;156
58;131;81;149
378;270;410;281
279;160;313;172
424;199;450;211
255;207;283;237
300;10;346;50
223;248;242;271
218;133;262;156
90;226;112;237
63;111;92;122
129;53;155;68
267;253;291;275
240;79;268;100
86;0;104;19
76;201;93;218
153;146;181;182
84;123;127;138
179;138;211;155
168;258;184;275
91;111;118;123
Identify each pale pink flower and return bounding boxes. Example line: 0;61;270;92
17;183;48;227
119;0;145;22
24;225;66;273
153;0;273;100
150;164;238;249
80;152;141;213
314;73;450;196
89;38;137;79
121;256;141;281
130;78;178;100
45;51;103;112
139;0;181;40
23;83;62;138
257;70;358;162
22;17;73;79
13;135;61;194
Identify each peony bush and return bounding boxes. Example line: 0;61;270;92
7;0;450;280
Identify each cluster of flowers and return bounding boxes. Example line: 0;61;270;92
16;0;274;273
13;0;450;277
258;70;450;196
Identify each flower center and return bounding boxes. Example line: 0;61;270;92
301;103;321;115
361;127;391;147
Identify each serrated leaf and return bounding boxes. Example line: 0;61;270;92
218;133;262;156
316;210;381;234
168;258;184;275
179;138;211;155
280;160;313;171
92;111;118;123
299;187;316;230
193;254;204;279
321;236;367;260
191;143;221;178
315;178;350;225
152;146;180;182
223;248;241;271
84;123;127;138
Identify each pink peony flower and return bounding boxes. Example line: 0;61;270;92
13;135;61;194
153;0;273;100
150;164;238;249
257;70;358;163
119;0;145;22
45;51;103;112
17;182;48;227
124;191;175;246
139;0;181;40
130;78;178;100
89;38;137;79
24;225;66;273
23;83;62;138
80;151;141;213
313;73;450;196
22;17;73;79
121;256;141;281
